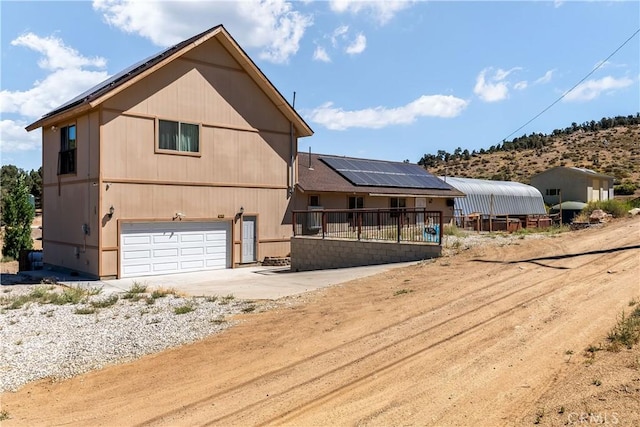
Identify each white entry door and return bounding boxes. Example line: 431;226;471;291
241;216;256;263
120;221;230;278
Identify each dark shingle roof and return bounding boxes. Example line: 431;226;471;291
298;152;464;198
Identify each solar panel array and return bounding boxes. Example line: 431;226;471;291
320;157;451;189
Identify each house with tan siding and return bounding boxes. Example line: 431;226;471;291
26;25;312;279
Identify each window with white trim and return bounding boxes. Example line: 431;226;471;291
158;119;200;153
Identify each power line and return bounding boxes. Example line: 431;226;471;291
500;27;640;143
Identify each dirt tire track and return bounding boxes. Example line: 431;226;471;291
2;218;639;427
208;244;640;427
152;237;626;425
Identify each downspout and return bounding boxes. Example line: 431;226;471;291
288;92;296;198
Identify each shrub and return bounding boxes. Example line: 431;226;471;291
582;199;630;218
614;180;637;195
123;282;147;300
607;307;640;350
1;175;34;259
90;294;119;308
174;303;195;315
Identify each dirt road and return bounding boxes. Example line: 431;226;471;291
2;218;639;426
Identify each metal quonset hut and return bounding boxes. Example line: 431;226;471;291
441;177;549;231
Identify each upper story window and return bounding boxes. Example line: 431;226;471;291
58;125;76;175
308;195;320;207
158;119;200;153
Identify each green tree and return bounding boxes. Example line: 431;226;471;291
2;175;35;260
29;167;43;209
1;165;22;197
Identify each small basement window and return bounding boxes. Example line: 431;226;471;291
158;119;200;153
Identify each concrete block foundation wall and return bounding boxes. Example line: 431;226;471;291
291;237;441;272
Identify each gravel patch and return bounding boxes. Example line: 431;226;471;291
0;286;261;392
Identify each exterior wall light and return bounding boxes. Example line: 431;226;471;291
235;206;244;221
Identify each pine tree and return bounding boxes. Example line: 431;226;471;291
2;175;34;260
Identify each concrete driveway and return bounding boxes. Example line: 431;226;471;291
17;262;419;300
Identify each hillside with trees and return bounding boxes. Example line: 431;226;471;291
418;114;640;195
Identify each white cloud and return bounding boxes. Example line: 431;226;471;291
313;46;331;62
11;33;107;71
331;25;350;47
593;60;626;70
563;76;634;102
329;0;415;25
345;33;366;55
0;120;42;153
474;69;508;102
1;33;109;118
1;68;109;118
554;0;563;8
534;69;554;84
323;25;366;57
473;67;523;102
306;95;469;131
514;81;528;90
0;33;109;160
92;0;312;64
493;67;521;81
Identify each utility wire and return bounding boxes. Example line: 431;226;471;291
500;27;640;143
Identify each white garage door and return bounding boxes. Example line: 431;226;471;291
120;222;231;278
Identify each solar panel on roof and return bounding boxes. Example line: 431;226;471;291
320;157;451;189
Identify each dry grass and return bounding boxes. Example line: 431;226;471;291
430;125;640;192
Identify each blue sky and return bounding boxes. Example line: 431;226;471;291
1;0;639;172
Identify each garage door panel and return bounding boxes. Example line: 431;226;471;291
207;245;226;254
153;262;180;272
206;231;226;240
153;248;179;257
206;259;226;268
181;247;205;256
153;234;178;244
181;234;205;243
123;264;152;276
181;260;205;269
121;222;230;278
122;235;152;245
123;249;152;260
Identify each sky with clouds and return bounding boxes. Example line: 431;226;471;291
1;0;638;172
